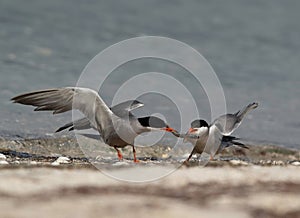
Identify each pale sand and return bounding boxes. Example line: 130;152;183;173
1;166;300;218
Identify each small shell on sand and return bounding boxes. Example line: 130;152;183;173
229;160;249;166
52;157;71;166
30;161;37;165
273;160;285;165
0;160;9;165
112;161;129;166
0;153;6;160
291;161;300;166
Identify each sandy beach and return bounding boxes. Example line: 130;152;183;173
0;137;300;218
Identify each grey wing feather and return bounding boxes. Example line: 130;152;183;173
55;99;144;132
213;114;240;136
213;102;258;136
11;87;113;133
111;100;144;118
78;133;102;140
235;102;258;121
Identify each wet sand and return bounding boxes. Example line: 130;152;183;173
0;137;300;218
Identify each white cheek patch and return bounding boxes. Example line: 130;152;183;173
195;127;208;136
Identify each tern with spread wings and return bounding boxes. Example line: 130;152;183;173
11;87;176;162
173;102;258;163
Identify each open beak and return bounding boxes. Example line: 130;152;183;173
161;126;176;132
183;128;197;143
187;128;197;134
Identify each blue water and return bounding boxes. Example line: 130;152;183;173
0;0;299;148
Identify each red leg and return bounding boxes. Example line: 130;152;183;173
131;145;139;163
114;146;123;161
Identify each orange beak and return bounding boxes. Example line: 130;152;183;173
161;127;176;132
188;128;197;134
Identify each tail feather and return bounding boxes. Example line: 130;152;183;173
55;122;74;132
231;140;249;149
56;117;92;132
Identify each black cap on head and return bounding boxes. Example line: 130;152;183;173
138;116;167;128
190;119;209;128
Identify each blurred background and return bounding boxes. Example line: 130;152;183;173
0;0;299;148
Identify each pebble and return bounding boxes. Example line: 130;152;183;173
291;161;300;166
266;160;272;165
0;160;9;165
30;161;37;165
112;161;129;166
229;160;249;166
162;154;169;158
52;156;71;165
0;153;6;160
51;161;60;166
95;156;112;161
274;160;285;165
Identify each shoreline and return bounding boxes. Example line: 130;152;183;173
0;136;299;168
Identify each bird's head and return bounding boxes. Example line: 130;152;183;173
187;119;209;134
137;116;176;132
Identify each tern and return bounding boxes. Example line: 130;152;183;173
11;87;176;162
173;102;258;163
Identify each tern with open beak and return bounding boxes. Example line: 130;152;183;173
173;102;258;163
11;87;176;162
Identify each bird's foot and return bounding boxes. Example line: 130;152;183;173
183;160;190;167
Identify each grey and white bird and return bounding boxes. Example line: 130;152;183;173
11;87;176;162
173;102;258;163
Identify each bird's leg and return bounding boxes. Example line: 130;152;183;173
183;151;194;166
114;146;123;161
131;145;139;163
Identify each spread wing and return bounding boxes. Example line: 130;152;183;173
111;100;144;117
11;87;113;132
212;102;258;136
55;99;144;132
212;114;240;136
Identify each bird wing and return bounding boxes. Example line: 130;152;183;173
212;114;240;136
11;87;113;132
55;99;144;132
203;124;223;156
111;100;144;118
212;102;258;136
